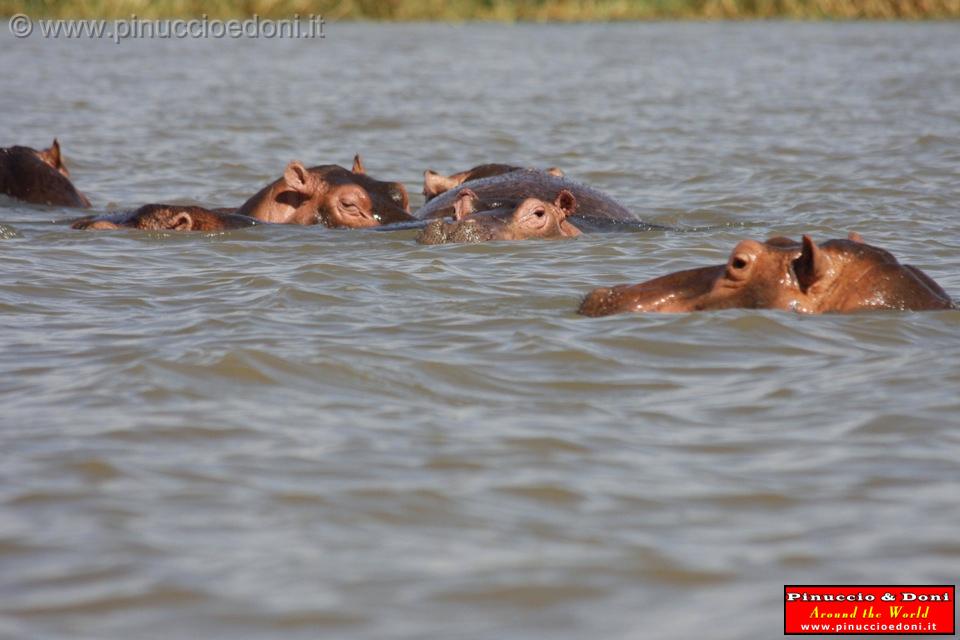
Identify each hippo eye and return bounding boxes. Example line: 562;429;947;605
339;198;362;214
533;209;545;218
731;257;748;270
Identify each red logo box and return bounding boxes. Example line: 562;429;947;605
784;585;955;635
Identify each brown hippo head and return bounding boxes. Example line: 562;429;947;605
72;204;258;232
417;188;582;245
422;164;564;202
579;234;955;316
237;155;412;228
0;139;91;208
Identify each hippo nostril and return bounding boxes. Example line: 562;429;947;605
578;287;617;317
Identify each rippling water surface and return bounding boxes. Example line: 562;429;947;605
2;22;959;640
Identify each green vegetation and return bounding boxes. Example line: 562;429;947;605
3;0;959;19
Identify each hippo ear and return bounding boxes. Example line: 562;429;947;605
352;154;366;174
453;188;479;221
40;138;67;175
848;231;864;243
169;212;194;231
423;170;457;199
48;139;63;168
546;167;564;177
283;161;313;194
554;189;577;217
794;235;830;293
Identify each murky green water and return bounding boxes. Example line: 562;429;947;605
2;22;959;640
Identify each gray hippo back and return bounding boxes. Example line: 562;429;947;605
414;169;636;223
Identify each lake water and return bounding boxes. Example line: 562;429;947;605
1;21;959;640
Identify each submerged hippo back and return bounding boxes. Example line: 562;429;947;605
0;146;90;208
72;204;258;231
414;169;634;222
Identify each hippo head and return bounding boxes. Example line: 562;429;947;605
239;154;412;228
0;139;91;208
422;164;565;202
579;233;955;316
417;188;581;245
72;205;257;232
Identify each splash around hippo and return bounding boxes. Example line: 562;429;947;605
0;139;91;208
72;204;258;232
579;234;955;316
237;155;412;228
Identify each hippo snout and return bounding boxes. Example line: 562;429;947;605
578;286;624;317
416;219;449;245
416;219;495;245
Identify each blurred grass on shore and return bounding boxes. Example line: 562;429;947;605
3;0;959;19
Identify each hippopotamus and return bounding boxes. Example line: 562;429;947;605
417;188;582;244
0;139;91;208
579;234;955;316
72;204;258;232
237;155;413;228
415;169;653;243
422;164;564;202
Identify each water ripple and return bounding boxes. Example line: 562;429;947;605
2;21;960;640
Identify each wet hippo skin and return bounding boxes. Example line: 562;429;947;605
0;139;91;208
422;163;564;202
414;168;663;242
417;188;581;244
237;155;413;228
72;204;258;232
579;234;955;316
415;169;635;223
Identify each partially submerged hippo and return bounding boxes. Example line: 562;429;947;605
415;169;653;243
238;155;413;228
579;234;955;316
422;164;564;202
0;139;91;208
417;188;581;244
72;204;258;232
